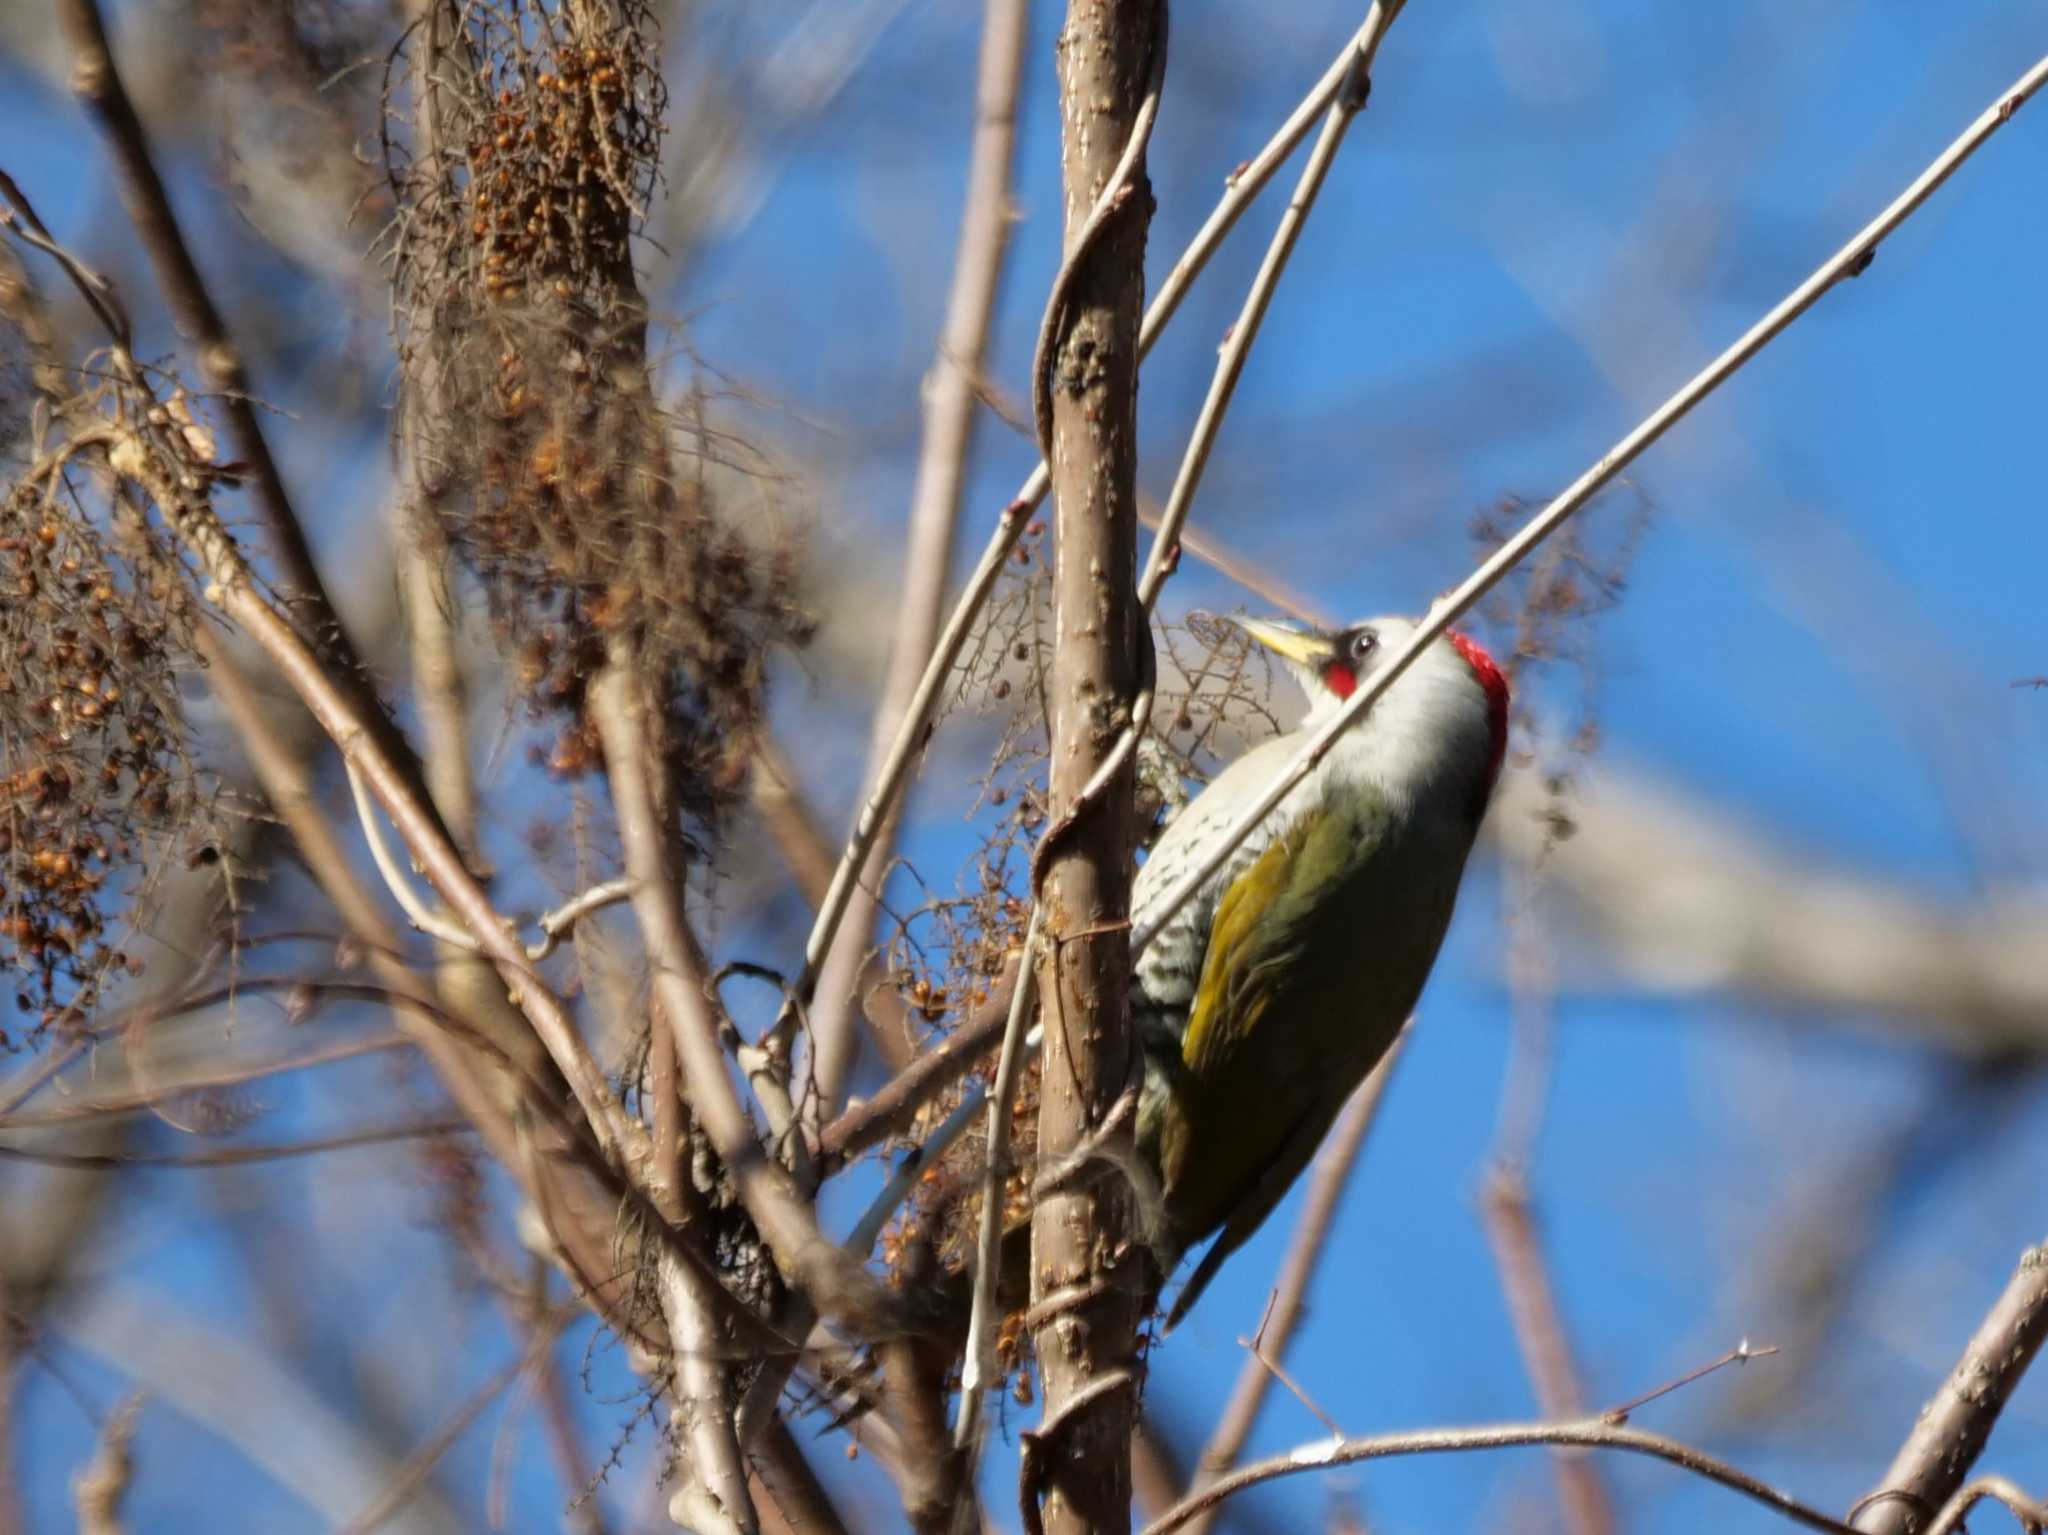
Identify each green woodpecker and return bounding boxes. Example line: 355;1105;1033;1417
1132;614;1508;1329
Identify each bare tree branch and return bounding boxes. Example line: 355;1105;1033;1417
1019;5;1164;1532
1133;0;1403;610
1481;1168;1615;1535
1849;1240;2048;1534
809;0;1031;1113
1143;1419;1863;1535
588;657;888;1333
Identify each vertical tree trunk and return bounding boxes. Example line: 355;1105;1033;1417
1029;3;1161;1532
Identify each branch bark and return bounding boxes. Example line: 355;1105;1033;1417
1849;1240;2048;1534
1024;4;1163;1532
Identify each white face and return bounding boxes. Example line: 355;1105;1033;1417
1288;614;1417;714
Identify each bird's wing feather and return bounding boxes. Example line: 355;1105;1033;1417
1155;784;1464;1287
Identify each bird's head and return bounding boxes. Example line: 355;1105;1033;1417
1230;613;1511;809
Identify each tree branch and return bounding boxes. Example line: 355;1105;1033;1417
1020;5;1164;1533
1144;1420;1863;1535
54;0;458;859
1850;1241;2048;1534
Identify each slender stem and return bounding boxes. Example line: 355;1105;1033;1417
1129;52;2048;966
1481;1168;1615;1535
809;0;1032;1114
954;909;1043;1448
1923;1476;2048;1535
1141;1418;1863;1535
1134;0;1403;611
345;758;630;959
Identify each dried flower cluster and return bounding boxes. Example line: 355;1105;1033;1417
0;460;208;1042
389;0;810;823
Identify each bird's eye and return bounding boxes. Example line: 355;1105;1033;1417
1348;628;1378;662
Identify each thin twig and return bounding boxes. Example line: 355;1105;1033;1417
808;0;1032;1117
1142;1418;1864;1535
1129;52;2048;966
0;1119;471;1169
345;760;631;960
1133;0;1402;611
336;1323;569;1535
1923;1476;2048;1535
1481;1166;1614;1535
1238;1322;1344;1441
840;1084;991;1260
1139;501;1332;627
816;953;1020;1170
954;908;1043;1450
1600;1340;1779;1425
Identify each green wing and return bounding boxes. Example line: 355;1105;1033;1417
1153;788;1465;1327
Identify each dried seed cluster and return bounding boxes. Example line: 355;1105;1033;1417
0;479;205;1041
464;41;648;304
391;0;810;822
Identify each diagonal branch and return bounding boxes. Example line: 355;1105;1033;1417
1127;51;2048;967
1849;1240;2048;1534
1134;0;1404;610
53;0;457;858
587;657;891;1334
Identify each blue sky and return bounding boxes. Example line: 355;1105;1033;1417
6;2;2048;1531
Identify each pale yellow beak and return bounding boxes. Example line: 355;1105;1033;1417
1228;616;1337;669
